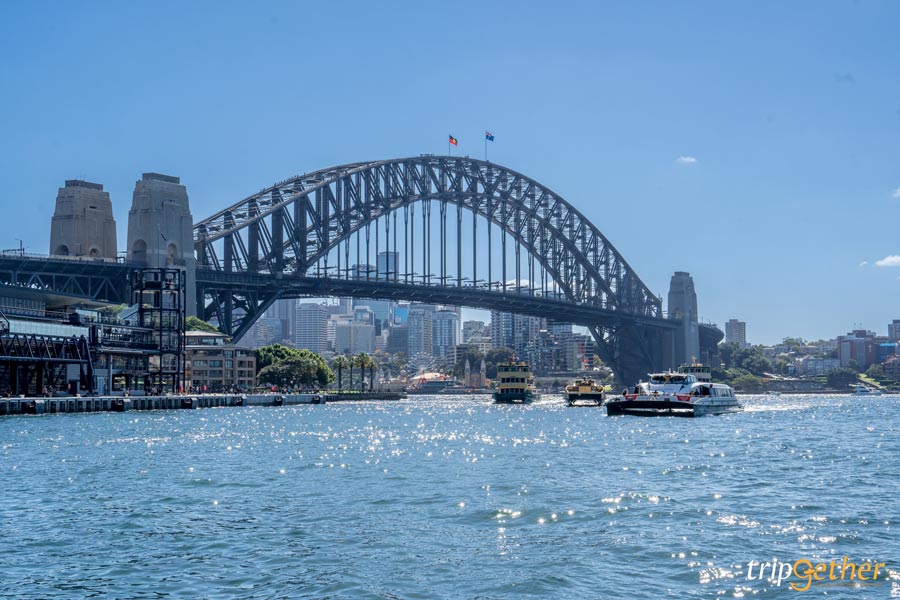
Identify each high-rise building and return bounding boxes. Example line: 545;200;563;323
386;325;409;355
377;251;399;281
548;320;573;335
295;303;328;353
275;298;296;341
725;319;747;347
334;322;375;354
490;310;514;349
393;304;410;325
408;307;433;356
889;320;900;342
432;309;460;360
490;311;544;358
462;320;486;342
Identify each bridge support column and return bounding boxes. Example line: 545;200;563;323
126;173;197;316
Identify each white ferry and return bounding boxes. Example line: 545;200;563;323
605;363;741;417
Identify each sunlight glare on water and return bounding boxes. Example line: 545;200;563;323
0;394;897;598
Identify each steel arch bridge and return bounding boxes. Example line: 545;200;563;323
194;155;676;384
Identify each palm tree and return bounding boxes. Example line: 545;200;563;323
354;353;371;392
332;355;350;392
368;355;378;391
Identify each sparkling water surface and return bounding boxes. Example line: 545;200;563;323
1;394;898;599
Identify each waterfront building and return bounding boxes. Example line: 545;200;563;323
837;330;877;369
883;354;900;380
725;319;748;347
49;179;117;259
295;303;328;353
184;331;256;392
795;356;841;376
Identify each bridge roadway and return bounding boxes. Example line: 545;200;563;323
0;254;672;332
0;254;725;382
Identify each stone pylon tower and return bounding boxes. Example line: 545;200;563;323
667;271;700;367
126;173;197;315
49;180;117;258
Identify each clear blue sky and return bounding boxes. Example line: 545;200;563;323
2;1;899;344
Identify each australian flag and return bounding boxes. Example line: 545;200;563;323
485;131;494;141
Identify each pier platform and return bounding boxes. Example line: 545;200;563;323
0;390;404;416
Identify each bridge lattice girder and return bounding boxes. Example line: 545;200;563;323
194;156;666;383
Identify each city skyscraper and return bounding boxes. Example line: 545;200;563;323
377;251;399;281
334;322;375;354
725;319;747;347
407;307;433;356
432;309;460;360
889;319;900;342
295;303;328;353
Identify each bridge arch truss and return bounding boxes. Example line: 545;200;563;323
194;156;670;383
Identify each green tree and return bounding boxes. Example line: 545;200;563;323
483;348;514;379
773;356;793;375
332;355;350;391
717;342;741;368
255;343;302;373
367;355;377;390
254;344;333;386
354;353;373;391
257;355;334;388
827;367;859;389
846;359;861;373
782;337;806;348
733;346;773;376
865;364;884;379
732;374;764;392
185;316;219;333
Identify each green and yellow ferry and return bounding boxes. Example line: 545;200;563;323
493;362;539;404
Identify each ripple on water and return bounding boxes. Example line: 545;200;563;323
0;394;897;598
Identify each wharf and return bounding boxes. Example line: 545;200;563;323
0;390;403;417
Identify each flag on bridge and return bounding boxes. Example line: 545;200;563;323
485;131;494;141
449;135;458;146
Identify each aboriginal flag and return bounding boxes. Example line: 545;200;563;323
449;135;458;146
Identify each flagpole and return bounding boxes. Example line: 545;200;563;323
484;134;487;162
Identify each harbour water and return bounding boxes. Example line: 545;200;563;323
1;394;898;598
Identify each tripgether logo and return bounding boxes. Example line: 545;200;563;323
746;557;888;592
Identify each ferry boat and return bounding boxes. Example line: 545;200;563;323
565;377;606;406
493;362;539;404
606;362;741;417
851;383;882;396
